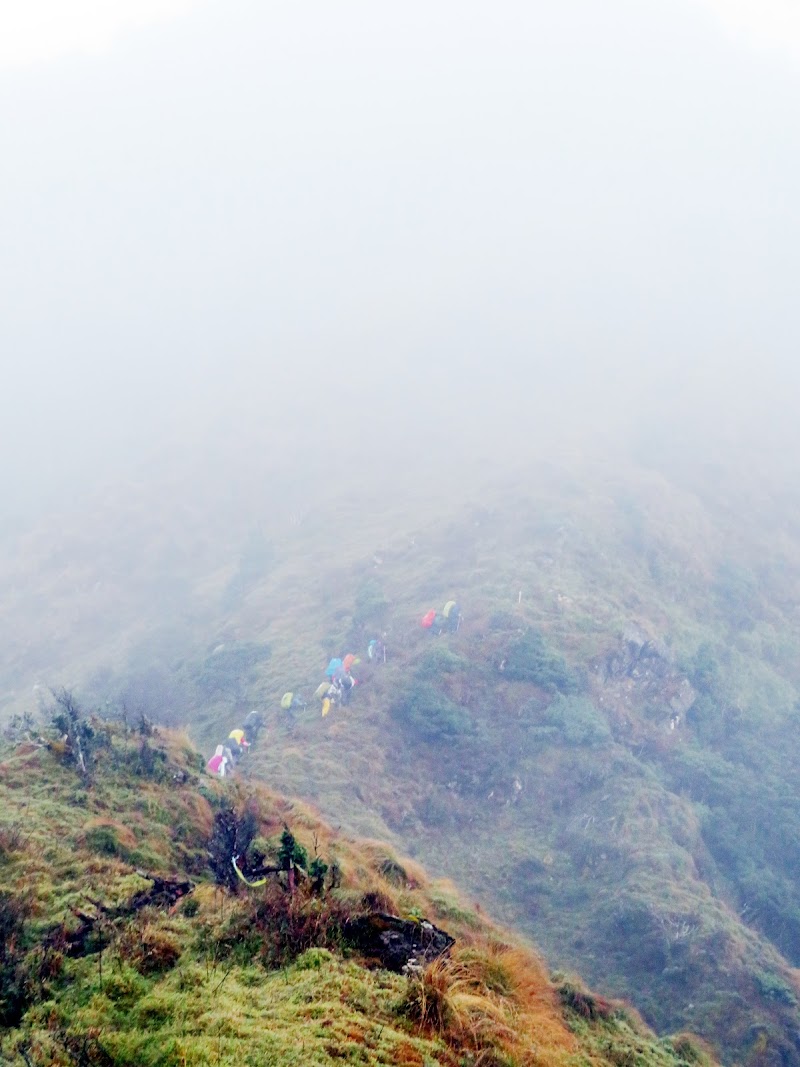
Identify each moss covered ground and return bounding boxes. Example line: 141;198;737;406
0;724;712;1067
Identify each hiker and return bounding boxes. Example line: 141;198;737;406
341;674;356;705
442;601;461;633
420;609;436;630
368;637;386;663
243;710;264;744
228;728;250;759
229;728;248;747
313;682;330;702
327;680;343;704
325;657;343;679
332;667;356;705
207;745;228;776
280;692;307;714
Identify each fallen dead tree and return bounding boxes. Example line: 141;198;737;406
46;875;193;957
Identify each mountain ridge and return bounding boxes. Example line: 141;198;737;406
4;448;800;1062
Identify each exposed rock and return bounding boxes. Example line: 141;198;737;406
343;912;454;972
605;625;673;682
595;626;697;731
670;679;697;717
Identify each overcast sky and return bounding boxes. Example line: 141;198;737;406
5;1;800;68
2;0;799;514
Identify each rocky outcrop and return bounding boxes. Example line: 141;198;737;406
343;913;454;972
604;626;672;682
595;626;697;730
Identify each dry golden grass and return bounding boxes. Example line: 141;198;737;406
403;941;581;1067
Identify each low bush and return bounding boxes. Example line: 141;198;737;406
99;962;150;1006
127;740;170;781
48;689;104;781
401;954;515;1061
378;857;408;885
416;646;469;679
667;1033;716;1064
117;920;183;978
222;528;275;608
295;947;334;970
544;695;611;746
211;882;345;969
352;578;391;629
501;631;580;693
180;896;200;918
0;822;27;862
754;970;798;1006
0;891;33;1027
390;683;471;743
84;825;122;856
133;927;182;976
488;611;522;632
557;978;615;1020
713;561;761;632
687;643;723;696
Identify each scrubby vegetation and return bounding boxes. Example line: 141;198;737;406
0;723;712;1066
501;630;581;692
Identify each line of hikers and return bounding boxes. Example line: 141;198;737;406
205;599;461;776
204;637;386;775
317;651;361;717
421;600;461;635
289;636;392;722
206;708;264;777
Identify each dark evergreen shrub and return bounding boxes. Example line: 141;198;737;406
390;683;471;743
502;631;580;693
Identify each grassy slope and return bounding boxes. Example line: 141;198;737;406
3;448;800;1062
0;725;709;1067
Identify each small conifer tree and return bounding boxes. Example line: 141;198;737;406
49;689;96;780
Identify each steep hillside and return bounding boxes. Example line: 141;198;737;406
222;459;800;1066
0;720;710;1067
4;448;800;1062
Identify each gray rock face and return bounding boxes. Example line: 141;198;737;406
595;626;697;731
606;626;673;681
342;913;455;972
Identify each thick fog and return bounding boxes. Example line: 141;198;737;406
2;0;800;517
